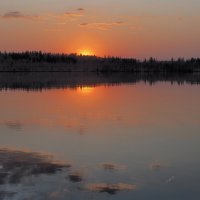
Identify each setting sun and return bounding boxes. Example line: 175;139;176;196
78;49;95;56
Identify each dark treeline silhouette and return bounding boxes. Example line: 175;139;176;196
0;51;77;64
0;72;200;91
0;51;200;72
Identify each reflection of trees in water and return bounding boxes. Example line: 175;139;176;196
0;72;200;91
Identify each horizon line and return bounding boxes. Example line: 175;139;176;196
0;51;200;61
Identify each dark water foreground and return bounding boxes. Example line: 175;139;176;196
0;148;135;199
0;72;200;90
0;73;200;200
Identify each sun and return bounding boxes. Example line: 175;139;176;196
78;49;95;56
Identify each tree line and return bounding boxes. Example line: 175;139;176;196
0;51;200;73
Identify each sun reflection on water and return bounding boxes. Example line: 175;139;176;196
78;86;94;95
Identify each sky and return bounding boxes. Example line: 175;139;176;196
0;0;200;59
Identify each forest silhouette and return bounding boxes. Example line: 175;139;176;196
0;51;200;73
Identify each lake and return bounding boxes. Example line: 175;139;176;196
0;80;200;200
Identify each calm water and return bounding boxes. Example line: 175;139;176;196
0;82;200;200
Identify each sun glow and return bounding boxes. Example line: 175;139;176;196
78;49;95;56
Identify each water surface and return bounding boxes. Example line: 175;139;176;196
0;82;200;200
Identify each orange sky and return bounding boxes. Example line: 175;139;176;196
0;0;200;59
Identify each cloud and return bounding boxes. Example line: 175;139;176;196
64;12;83;19
57;8;85;21
45;9;85;23
2;11;37;20
1;8;85;22
4;121;23;131
77;8;85;12
1;9;136;32
80;22;88;26
2;11;24;19
79;21;124;30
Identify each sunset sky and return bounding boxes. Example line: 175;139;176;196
0;0;200;59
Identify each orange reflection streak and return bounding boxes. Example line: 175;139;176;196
78;86;94;95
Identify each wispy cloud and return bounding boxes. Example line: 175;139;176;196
2;11;38;20
1;8;85;22
54;8;85;21
79;21;124;30
44;8;85;24
2;11;24;19
4;121;23;131
64;12;83;19
77;8;85;12
1;9;138;32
